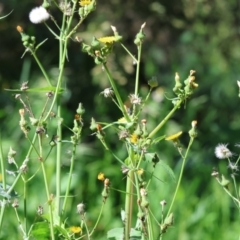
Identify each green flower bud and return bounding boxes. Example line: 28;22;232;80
140;196;149;209
134;38;141;45
94;57;104;65
148;77;158;88
82;43;92;53
85;0;96;13
42;0;51;9
91;37;100;48
136;31;145;40
115;35;123;42
23;41;29;47
21;35;30;42
188;120;198;139
49;140;56;147
76;103;85;115
78;7;85;18
134;124;143;137
221;175;230;187
30;36;36;43
90;118;97;131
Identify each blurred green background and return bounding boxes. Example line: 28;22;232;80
1;0;240;239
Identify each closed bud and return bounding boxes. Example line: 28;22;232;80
91;36;100;48
148;76;158;88
188;120;198;139
134;124;143;137
220;175;230;187
76;103;85;115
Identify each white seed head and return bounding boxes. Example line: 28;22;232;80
100;88;114;98
215;143;233;159
29;6;50;24
129;94;142;105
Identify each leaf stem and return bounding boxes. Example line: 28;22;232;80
166;137;194;217
149;99;183;138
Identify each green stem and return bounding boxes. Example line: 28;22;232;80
55;0;79;220
31;52;53;87
124;169;134;240
147;214;154;239
134;44;142;96
23;179;27;235
7;134;38;195
120;43;138;64
0;133;6;232
56;103;62;218
38;134;55;239
41;160;55;240
149;99;183;138
166;137;194;217
61;142;77;216
89;203;105;237
103;63;130;121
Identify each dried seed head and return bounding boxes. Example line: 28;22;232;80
160;200;167;207
100;88;114;98
215;144;233;159
37;205;43;215
118;129;129;140
129;94;142;105
77;203;85;215
211;169;219;178
29;6;50;24
20;82;29;91
12;199;19;208
46;91;54;98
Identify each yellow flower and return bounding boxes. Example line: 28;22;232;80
130;133;138;144
165;131;182;141
70;226;81;234
79;0;92;6
98;172;105;181
98;36;118;44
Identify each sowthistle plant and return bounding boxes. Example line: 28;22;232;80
211;83;240;238
0;1;199;239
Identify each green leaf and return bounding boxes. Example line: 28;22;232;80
29;222;50;240
54;225;70;239
107;228;141;240
144;152;160;165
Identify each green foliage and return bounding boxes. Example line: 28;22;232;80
0;0;240;239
